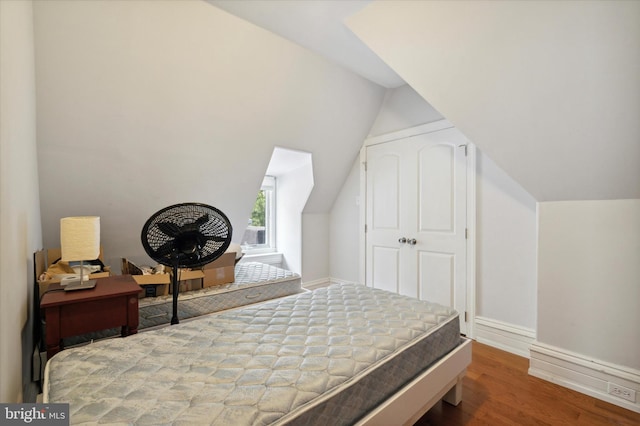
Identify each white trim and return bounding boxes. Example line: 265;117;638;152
303;277;363;290
302;278;331;290
475;316;535;358
363;120;454;147
529;341;640;413
358;146;367;287
465;143;477;339
357;338;472;425
329;277;362;286
238;252;283;267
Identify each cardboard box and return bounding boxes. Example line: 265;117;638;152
121;258;170;297
164;267;204;293
202;252;235;288
131;274;170;297
35;247;111;297
131;274;171;285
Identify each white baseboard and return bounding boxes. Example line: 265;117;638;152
474;316;535;358
529;341;640;413
301;278;331;290
302;277;361;290
328;277;361;286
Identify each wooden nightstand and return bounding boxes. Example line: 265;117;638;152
40;274;142;359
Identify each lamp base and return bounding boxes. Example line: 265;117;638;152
60;274;89;286
63;279;97;291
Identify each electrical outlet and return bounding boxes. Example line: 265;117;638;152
607;382;636;403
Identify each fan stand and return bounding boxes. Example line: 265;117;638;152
171;255;180;325
141;203;233;327
171;261;180;325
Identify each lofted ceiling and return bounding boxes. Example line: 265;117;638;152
210;0;640;202
207;0;404;88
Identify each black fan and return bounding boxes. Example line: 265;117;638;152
141;203;232;324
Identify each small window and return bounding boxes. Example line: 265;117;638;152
241;176;275;252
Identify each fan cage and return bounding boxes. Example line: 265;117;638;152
141;203;232;268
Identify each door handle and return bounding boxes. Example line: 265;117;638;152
407;238;417;245
398;237;407;244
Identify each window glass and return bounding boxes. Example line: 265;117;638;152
241;176;275;251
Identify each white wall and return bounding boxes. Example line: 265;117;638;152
476;151;537;329
33;0;384;271
538;200;640;370
329;158;360;283
302;213;330;284
0;0;42;402
275;161;314;276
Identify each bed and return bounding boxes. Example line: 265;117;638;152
44;283;471;425
138;261;303;330
60;262;302;346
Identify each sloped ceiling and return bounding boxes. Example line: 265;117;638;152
207;0;404;88
348;1;640;201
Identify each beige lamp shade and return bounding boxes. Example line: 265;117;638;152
60;216;100;262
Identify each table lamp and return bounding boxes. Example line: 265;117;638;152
60;216;100;287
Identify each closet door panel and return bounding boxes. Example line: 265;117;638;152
418;250;455;307
371;153;400;230
418;144;455;233
371;246;400;294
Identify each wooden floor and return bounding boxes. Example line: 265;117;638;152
416;341;640;426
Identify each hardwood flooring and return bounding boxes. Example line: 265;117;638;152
415;341;640;426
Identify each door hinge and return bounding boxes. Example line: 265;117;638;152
364;224;368;233
464;311;469;322
363;161;367;172
465;228;468;239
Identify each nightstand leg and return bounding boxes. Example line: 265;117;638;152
125;296;139;335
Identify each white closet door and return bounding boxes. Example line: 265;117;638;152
410;129;467;316
366;128;468;333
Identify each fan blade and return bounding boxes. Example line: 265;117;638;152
157;222;182;238
203;235;228;243
194;214;209;227
154;240;175;260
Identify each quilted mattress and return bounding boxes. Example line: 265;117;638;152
138;261;302;329
60;262;302;346
45;283;461;425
